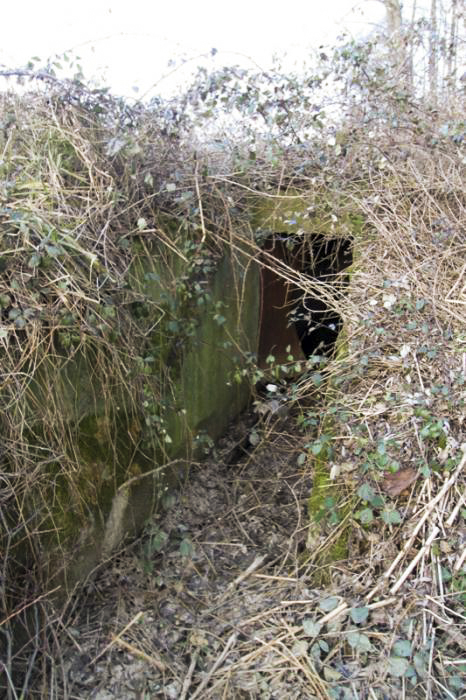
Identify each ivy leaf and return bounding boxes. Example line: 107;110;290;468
302;619;321;636
371;494;385;508
393;640;412;657
291;640;308;657
382;509;402;525
28;253;41;268
413;652;428;678
350;606;369;624
387;656;410;677
357;507;374;524
319;596;340;612
179;538;193;558
347;632;372;652
249;430;260;446
151;530;168;552
357;483;375;502
45;243;63;256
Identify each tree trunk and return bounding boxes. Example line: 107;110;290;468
446;0;459;96
429;0;438;103
385;0;403;35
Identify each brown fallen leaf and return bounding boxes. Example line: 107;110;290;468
381;467;419;497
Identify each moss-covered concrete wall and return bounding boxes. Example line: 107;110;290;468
22;233;259;593
18;190;357;593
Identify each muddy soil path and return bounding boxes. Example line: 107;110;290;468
56;411;321;699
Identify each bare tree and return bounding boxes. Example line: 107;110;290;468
384;0;403;35
380;0;411;88
446;0;459;96
428;0;438;103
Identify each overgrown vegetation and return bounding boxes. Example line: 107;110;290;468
0;2;465;697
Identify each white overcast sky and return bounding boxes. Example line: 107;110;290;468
1;1;391;98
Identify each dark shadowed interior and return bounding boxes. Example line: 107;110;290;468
258;234;352;365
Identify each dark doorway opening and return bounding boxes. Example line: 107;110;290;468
258;234;352;366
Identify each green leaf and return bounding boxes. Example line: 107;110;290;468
102;305;116;319
448;676;465;691
357;483;375;502
413;652;428;678
291;640;308;657
179;538;193;558
302;619;321;636
347;632;372;652
387;656;410;677
357;507;374;524
137;217;147;230
319;596;339;613
440;566;452;582
377;440;386;456
28;253;41;268
297;452;307;466
249;430;260;446
371;494;385;508
350;606;369;624
45;244;62;256
151;530;168;552
382;509;402;525
393;640;412;657
0;328;8;339
14;316;26;329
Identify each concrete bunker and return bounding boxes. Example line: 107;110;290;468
258;233;352;367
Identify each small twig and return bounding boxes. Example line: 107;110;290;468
222;554;267;597
446;492;465;527
427;626;435;700
0;586;61;628
91;611;144;664
112;637;166;671
254;574;298;582
319;602;348;625
179;649;199;700
194;161;207;244
189;633;237;700
390;526;439;595
454;546;466;572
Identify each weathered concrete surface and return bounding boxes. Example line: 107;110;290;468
25;237;260;593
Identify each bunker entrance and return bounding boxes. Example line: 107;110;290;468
258;234;352;367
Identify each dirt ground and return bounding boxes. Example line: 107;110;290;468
56;408;324;699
